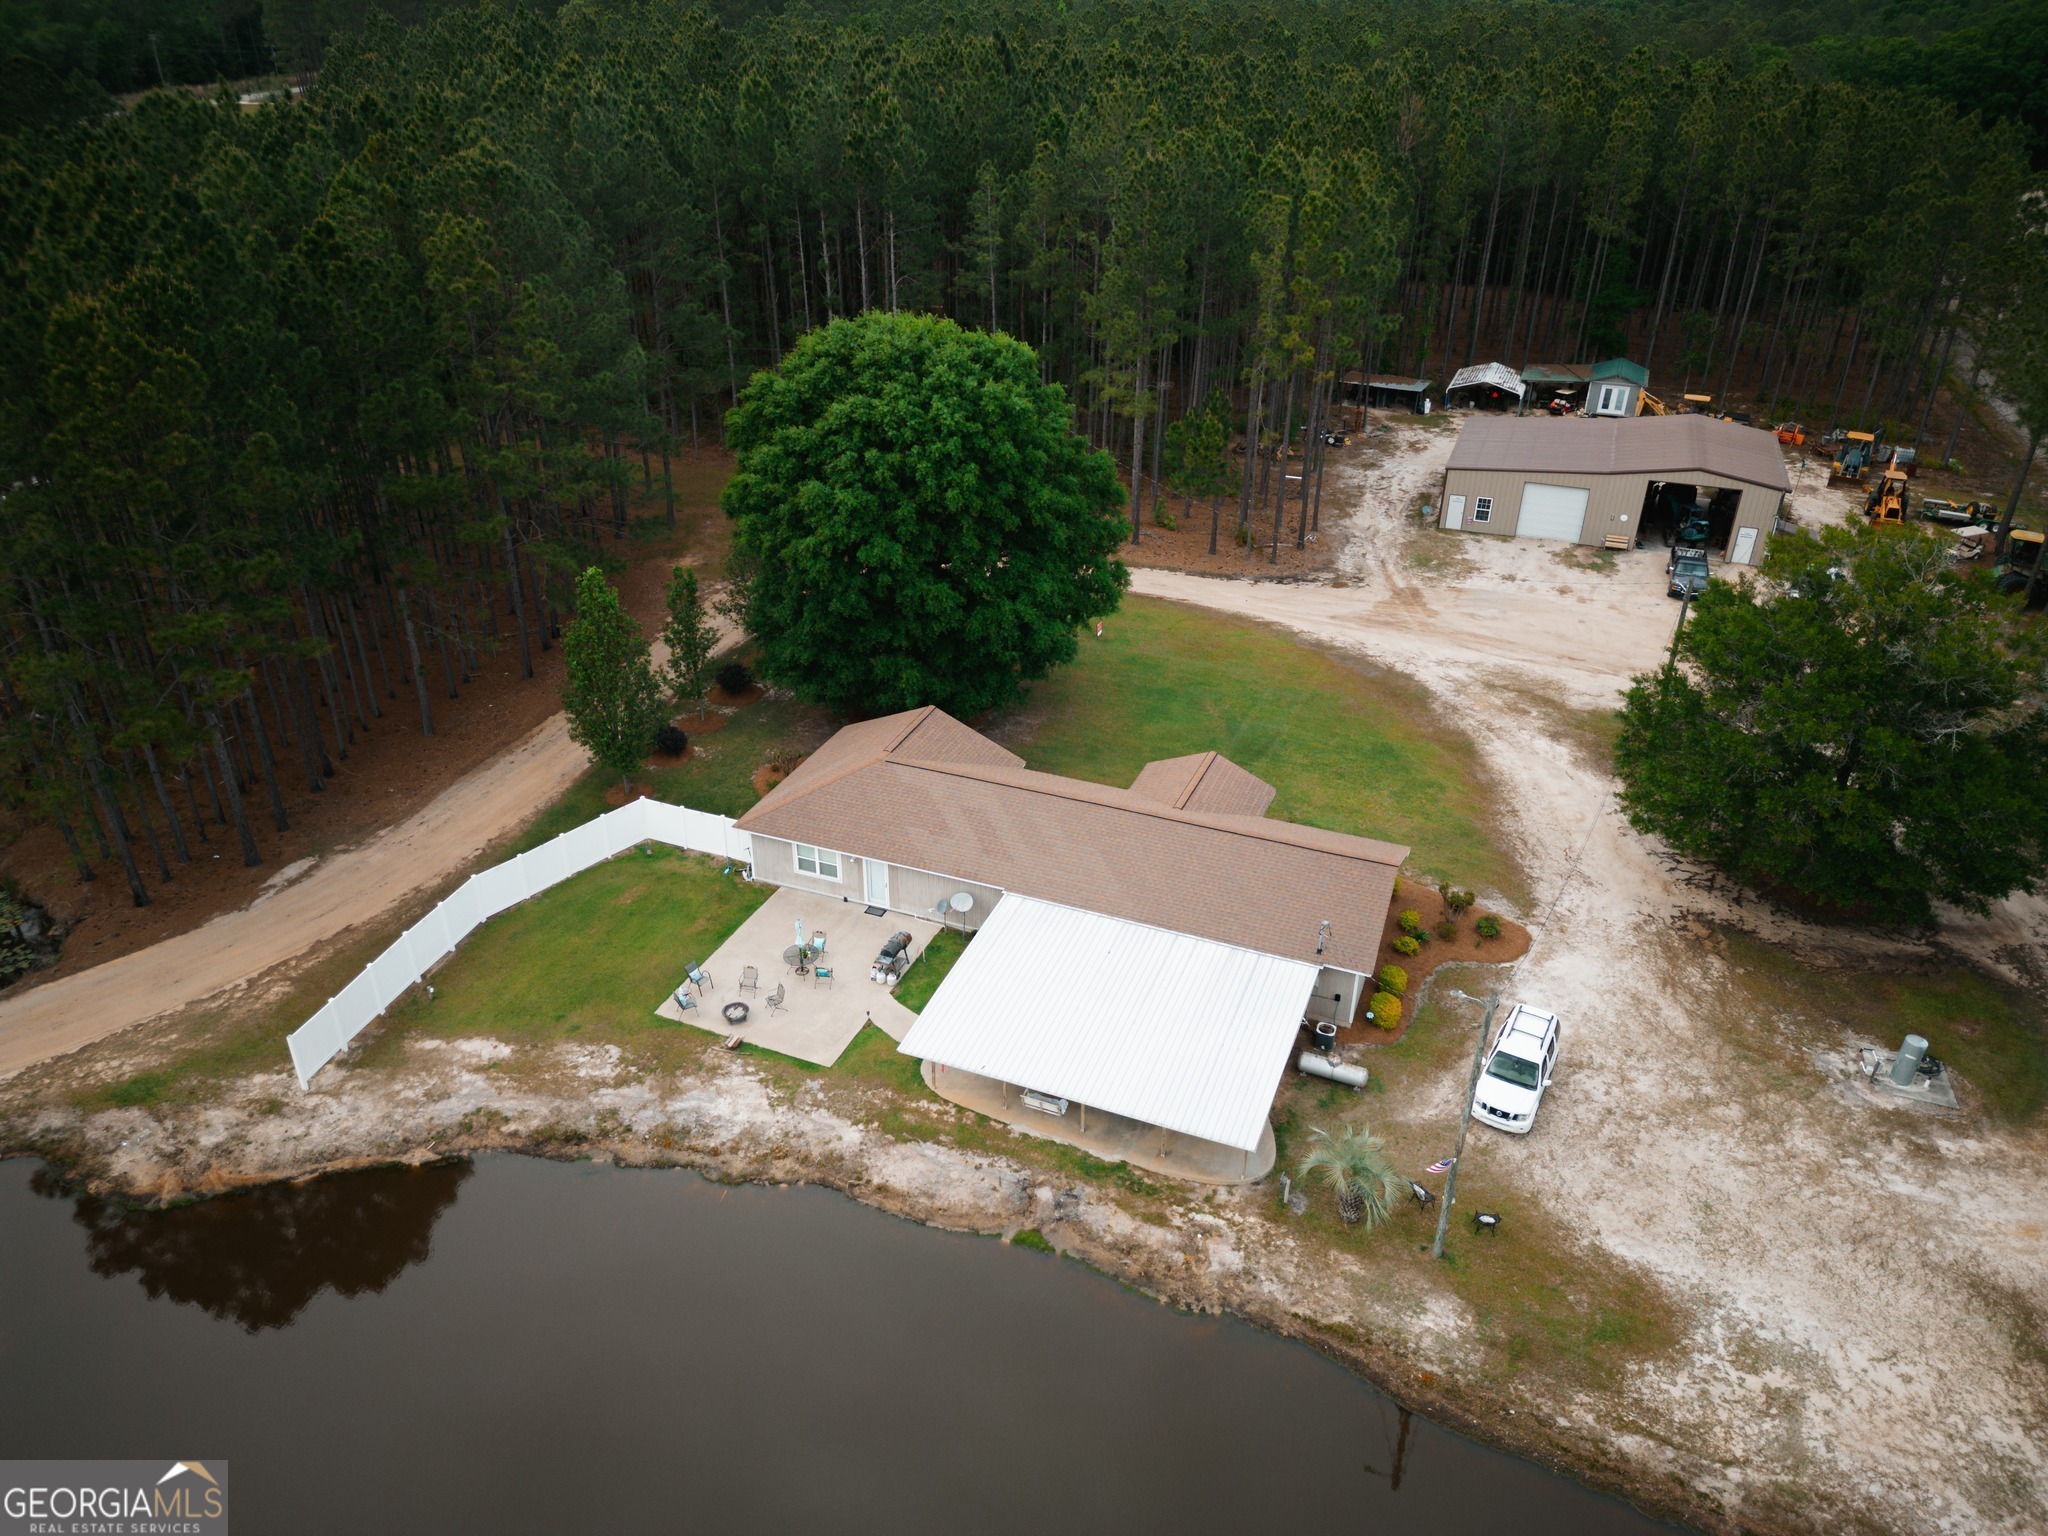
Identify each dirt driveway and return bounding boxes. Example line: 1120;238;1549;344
0;621;731;1082
1134;422;2048;1534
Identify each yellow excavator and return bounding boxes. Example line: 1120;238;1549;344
1830;430;1876;486
1865;465;1910;526
1637;391;1715;417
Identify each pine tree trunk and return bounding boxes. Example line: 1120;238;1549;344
398;585;435;737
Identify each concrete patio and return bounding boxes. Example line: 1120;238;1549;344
653;887;942;1065
922;1060;1277;1186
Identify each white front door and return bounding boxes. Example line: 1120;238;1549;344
863;858;890;910
1444;494;1465;530
1515;482;1590;542
1731;525;1759;565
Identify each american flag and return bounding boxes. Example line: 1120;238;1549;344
1424;1158;1456;1175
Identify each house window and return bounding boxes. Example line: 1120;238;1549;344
1597;384;1626;414
794;843;840;880
1472;497;1493;523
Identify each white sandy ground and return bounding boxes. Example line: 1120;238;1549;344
4;431;2046;1533
1125;429;2048;1532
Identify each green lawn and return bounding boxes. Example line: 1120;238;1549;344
516;690;837;851
997;595;1519;898
354;846;769;1066
1723;930;2047;1121
894;928;969;1013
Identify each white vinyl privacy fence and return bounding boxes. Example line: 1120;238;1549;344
287;799;751;1089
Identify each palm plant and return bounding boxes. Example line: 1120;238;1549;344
1298;1125;1402;1229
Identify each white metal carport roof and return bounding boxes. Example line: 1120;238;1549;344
896;894;1319;1152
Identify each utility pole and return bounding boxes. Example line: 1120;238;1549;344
1432;991;1500;1260
1666;584;1693;669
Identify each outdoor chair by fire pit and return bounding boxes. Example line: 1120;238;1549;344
721;1001;750;1026
764;983;786;1016
739;965;759;995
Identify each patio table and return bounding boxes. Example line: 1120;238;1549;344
782;944;810;975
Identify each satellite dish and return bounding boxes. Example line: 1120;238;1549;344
949;892;974;913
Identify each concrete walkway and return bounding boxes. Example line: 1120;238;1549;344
924;1060;1277;1186
655;887;940;1066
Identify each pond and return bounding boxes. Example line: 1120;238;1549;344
0;1154;1686;1534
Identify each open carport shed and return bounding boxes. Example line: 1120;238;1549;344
898;894;1318;1166
1437;414;1790;563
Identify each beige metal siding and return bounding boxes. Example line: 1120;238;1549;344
750;834;863;901
1727;488;1781;564
1442;467;1647;546
887;862;1005;930
1442;465;1776;553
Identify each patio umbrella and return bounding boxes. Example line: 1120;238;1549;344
795;917;806;949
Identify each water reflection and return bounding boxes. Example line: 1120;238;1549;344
38;1160;470;1332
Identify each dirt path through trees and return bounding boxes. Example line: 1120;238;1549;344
0;712;587;1080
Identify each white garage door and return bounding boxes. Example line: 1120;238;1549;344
1516;482;1590;542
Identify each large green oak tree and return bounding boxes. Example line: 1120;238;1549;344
721;313;1128;719
1614;524;2048;922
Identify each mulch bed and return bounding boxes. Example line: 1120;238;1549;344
1350;879;1531;1048
601;781;657;808
751;755;807;800
670;711;728;735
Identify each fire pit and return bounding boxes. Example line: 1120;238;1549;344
721;1002;750;1025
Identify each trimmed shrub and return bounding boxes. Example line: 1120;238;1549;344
1376;963;1407;996
1442;885;1475;916
653;723;689;756
715;659;753;696
1475;913;1503;941
1434;918;1458;942
1152;506;1178;531
1368;992;1402;1030
1392;935;1421;958
1397;909;1424;938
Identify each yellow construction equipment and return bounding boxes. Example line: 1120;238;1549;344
1865;465;1910;525
1830;430;1876;486
1637;391;1669;416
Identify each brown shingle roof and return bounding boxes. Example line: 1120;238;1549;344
1130;752;1278;817
1446;413;1791;491
736;710;1405;972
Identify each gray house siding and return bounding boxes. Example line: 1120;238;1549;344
884;862;1005;931
749;834;863;902
1441;466;1778;564
1310;965;1369;1025
754;834;1005;929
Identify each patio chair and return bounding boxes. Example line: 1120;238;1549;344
813;965;833;990
765;983;786;1016
739;965;759;995
811;931;825;953
672;986;698;1013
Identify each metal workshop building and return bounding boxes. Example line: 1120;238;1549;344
1436;413;1791;565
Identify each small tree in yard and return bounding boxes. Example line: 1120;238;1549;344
563;567;667;793
1299;1125;1402;1228
722;311;1127;719
661;565;718;714
1614;523;2048;922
